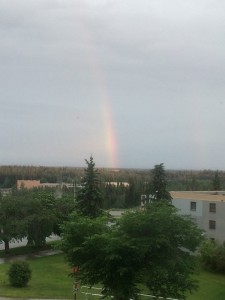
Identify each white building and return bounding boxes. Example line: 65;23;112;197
171;191;225;243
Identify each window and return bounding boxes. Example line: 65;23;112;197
209;220;216;230
209;203;216;213
190;201;196;211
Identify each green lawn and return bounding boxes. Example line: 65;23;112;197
187;269;225;300
0;253;74;299
0;253;225;299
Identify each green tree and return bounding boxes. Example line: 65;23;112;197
149;163;172;201
75;156;103;217
122;202;202;299
53;191;75;236
0;195;27;254
25;189;57;247
200;239;225;273
61;202;203;300
124;179;141;208
213;170;221;191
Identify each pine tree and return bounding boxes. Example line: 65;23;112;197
75;156;103;218
149;163;172;202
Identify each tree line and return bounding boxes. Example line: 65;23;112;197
0;165;224;191
0;158;154;253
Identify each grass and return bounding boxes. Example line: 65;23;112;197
187;269;225;300
0;248;225;299
0;253;75;299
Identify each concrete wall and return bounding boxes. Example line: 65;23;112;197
172;198;225;243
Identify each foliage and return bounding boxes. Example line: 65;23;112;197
0;195;27;253
124;179;142;208
213;171;221;191
8;261;32;287
52;191;75;235
0;187;74;253
102;179;144;209
148;163;172;201
102;183;127;209
2;165;225;192
61;201;203;300
60;213;109;266
75;156;103;217
200;239;225;273
25;189;58;247
119;202;203;299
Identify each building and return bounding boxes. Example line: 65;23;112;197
141;191;225;243
16;180;78;190
171;191;225;243
17;180;41;190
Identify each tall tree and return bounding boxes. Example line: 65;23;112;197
23;188;57;247
60;201;203;300
75;156;103;218
124;179;141;208
149;163;172;201
53;190;75;236
213;170;221;191
0;195;27;254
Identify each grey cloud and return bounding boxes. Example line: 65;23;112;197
1;0;225;168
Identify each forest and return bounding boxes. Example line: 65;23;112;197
0;165;224;191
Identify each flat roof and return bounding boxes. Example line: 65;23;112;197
171;191;225;202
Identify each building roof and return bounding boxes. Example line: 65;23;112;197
17;180;41;190
171;191;225;202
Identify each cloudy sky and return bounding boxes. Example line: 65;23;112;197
1;0;225;170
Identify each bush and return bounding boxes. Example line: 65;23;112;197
8;260;32;287
200;239;225;273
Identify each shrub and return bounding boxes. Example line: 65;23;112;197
8;260;32;287
200;239;225;273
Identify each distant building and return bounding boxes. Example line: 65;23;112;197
17;180;41;190
16;179;77;190
105;182;129;187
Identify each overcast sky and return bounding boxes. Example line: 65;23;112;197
1;0;225;170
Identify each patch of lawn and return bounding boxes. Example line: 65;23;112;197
187;269;225;300
1;253;225;299
0;253;76;299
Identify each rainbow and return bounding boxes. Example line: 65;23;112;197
102;91;118;168
94;68;118;168
78;18;119;168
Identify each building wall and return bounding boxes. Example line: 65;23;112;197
172;197;225;243
202;201;225;242
172;198;203;229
